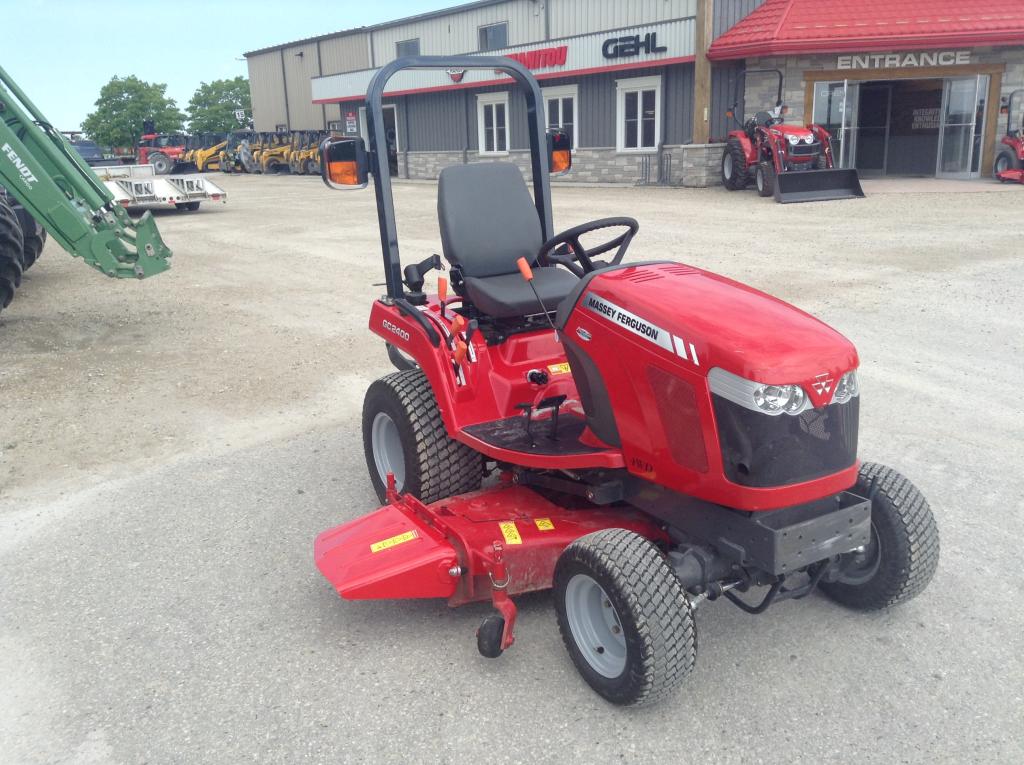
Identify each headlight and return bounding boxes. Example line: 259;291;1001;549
708;368;812;417
804;135;815;144
831;371;860;404
787;134;800;146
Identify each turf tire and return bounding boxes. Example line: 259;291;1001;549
0;196;25;310
362;369;483;504
721;138;749;190
21;217;46;271
756;161;776;197
819;462;939;611
993;149;1020;178
554;528;697;707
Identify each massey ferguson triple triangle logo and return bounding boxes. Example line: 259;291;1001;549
812;373;834;395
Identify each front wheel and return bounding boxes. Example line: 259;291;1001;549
554;528;697;707
149;153;172;174
721;138;749;190
993;150;1021;178
755;161;776;197
362;369;483;504
819;462;939;611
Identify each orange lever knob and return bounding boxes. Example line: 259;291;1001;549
451;314;466;334
437;276;449;303
516;257;534;282
453;340;468;365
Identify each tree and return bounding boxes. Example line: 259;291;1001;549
81;76;184;149
186;77;252;134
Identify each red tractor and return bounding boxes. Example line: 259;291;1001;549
721;69;863;203
995;89;1024;183
313;56;938;707
137;131;193;174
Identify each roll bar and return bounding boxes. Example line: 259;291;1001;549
365;55;554;300
729;68;784;125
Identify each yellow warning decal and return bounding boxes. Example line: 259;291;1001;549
499;521;523;545
534;518;555;531
547;363;572;375
370;529;419;553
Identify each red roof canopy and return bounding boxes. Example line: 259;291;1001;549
708;0;1024;60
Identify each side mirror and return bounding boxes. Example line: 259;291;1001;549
320;137;369;190
781;104;790;115
547;129;572;176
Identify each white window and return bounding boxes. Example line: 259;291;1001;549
616;75;661;153
543;84;578;151
396;38;420;58
477;92;509;155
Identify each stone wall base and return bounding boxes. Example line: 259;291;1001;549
397;144;726;188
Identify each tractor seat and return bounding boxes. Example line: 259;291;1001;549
438;163;577;320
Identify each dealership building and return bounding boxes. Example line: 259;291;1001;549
245;0;1024;185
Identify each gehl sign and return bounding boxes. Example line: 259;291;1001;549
602;32;667;59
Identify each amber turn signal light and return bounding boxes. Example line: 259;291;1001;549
327;161;361;186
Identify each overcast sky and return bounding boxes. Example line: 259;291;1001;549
4;0;452;131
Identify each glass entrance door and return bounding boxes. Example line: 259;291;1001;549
812;80;859;168
937;75;990;178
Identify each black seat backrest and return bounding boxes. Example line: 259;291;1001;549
437;163;543;279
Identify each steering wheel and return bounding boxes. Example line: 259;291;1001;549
536;217;639;277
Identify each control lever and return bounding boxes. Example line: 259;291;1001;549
437;276;449;319
516;258;558;332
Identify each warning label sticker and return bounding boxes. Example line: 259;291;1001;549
369;529;419;553
547;363;572;375
499;521;523;545
534;518;555;531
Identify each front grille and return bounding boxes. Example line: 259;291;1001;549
712;395;858;488
789;142;821;157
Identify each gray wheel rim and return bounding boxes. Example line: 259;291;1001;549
723;153;733;179
995;155;1010;173
836;522;882;585
371;412;405;490
564;574;627;678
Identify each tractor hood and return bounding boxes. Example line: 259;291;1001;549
773;123;815;138
567;263;858;405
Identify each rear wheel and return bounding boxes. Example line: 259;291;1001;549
756;161;776;197
721;138;749;190
993;150;1020;178
362;369;483;504
819;462;939;611
149;152;172;174
0;196;25;310
21;218;46;271
554;529;697;707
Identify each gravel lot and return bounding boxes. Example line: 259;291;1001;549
1;173;1022;764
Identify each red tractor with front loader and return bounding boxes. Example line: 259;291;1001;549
721;69;863;203
313;56;938;707
995;89;1024;183
137;126;194;174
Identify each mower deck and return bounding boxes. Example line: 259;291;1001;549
997;168;1024;183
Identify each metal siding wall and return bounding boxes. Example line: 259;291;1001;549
283;42;324;129
319;34;371;74
710;61;744;141
371;1;544;64
548;0;696;37
665;64;695;144
247;53;288;132
712;0;766;39
405;91;468;151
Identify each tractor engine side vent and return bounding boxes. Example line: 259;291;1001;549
646;365;708;473
620;270;663;283
658;264;699;277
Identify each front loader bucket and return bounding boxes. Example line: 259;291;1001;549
774;168;865;203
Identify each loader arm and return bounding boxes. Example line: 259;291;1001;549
0;64;170;279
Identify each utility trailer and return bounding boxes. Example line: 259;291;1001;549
92;164;228;212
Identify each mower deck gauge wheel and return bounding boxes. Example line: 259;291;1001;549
476;615;506;658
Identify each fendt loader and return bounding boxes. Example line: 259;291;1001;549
0;64;171;317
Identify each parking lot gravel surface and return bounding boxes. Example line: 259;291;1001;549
1;173;1022;763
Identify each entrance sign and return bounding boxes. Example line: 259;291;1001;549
837;51;971;70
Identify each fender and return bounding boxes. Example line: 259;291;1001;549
727;129;756;167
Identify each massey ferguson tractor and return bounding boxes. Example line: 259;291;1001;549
721;69;864;203
995;89;1024;183
312;56;938;707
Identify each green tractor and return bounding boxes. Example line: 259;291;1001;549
0;63;171;318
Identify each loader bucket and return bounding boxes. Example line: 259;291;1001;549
774;168;864;203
